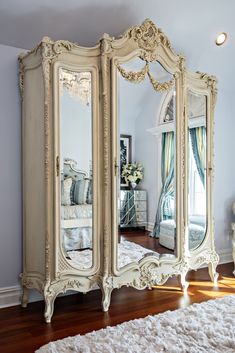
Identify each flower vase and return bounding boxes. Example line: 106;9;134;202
130;182;137;189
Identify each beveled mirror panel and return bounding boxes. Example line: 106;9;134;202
116;57;177;270
187;90;207;251
59;68;93;270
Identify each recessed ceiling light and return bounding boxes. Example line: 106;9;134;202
215;32;227;46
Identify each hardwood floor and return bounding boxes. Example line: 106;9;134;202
0;262;234;353
120;229;174;254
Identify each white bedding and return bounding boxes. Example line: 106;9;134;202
62;228;92;251
61;204;92;220
61;204;93;250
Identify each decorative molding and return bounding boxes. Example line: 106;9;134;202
137;262;170;289
116;62;148;83
18;59;24;99
20;273;44;293
100;33;113;310
196;72;217;94
0;250;232;309
40;36;75;290
196;250;219;266
57;255;73;274
147;69;174;92
130;19;173;53
116;61;175;92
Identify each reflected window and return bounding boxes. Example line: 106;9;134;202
187;91;207;251
188;135;206;216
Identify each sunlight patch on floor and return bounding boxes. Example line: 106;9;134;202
188;281;227;288
219;276;235;285
197;290;233;298
152;285;182;292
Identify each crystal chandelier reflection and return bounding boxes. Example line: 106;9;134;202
59;69;91;106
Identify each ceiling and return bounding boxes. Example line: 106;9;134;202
0;0;234;89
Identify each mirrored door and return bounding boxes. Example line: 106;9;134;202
115;57;177;270
187;90;207;251
59;67;94;270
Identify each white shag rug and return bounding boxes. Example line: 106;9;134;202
36;295;235;353
68;240;158;269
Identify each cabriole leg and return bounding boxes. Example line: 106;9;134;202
208;261;219;283
101;284;113;312
44;289;57;323
180;271;189;292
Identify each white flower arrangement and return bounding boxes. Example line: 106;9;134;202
121;163;144;184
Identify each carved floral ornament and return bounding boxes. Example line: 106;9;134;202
130;19;172;52
116;61;175;92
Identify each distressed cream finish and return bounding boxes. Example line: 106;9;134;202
185;71;219;279
19;19;219;323
19;37;102;323
108;19;218;309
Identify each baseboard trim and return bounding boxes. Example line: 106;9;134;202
217;249;234;265
0;249;233;309
0;285;21;308
146;222;154;232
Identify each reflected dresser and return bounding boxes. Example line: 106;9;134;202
119;190;147;229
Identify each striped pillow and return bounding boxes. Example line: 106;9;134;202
87;179;93;204
61;177;72;206
73;178;89;205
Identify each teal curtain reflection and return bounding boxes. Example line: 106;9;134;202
189;126;206;186
153;131;174;237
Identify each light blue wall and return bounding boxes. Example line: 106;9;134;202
0;44;23;287
61;90;92;173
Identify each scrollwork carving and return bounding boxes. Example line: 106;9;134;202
139;50;158;62
18;58;24;99
178;55;186;73
196;250;219;266
20;273;44;293
100;33;113;55
131;19;173;52
40;36;75;61
132;261;171;289
173;259;189;274
196;71;218;97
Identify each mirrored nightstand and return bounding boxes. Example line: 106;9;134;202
119;189;147;229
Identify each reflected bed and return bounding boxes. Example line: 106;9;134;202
61;159;93;251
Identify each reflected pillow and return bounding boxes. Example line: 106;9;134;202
73;178;89;205
61;177;73;206
87;179;93;204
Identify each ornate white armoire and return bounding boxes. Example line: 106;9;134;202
19;19;219;322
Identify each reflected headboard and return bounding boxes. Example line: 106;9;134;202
63;158;88;181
